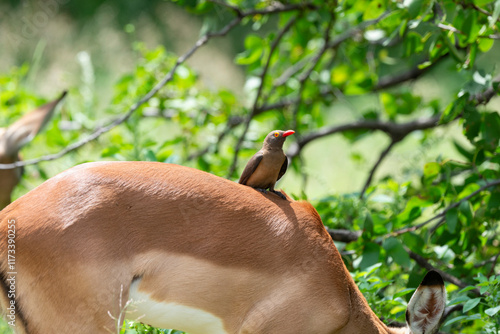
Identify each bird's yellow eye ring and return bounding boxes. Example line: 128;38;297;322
274;132;279;137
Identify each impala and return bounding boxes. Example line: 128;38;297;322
0;92;66;209
0;161;446;334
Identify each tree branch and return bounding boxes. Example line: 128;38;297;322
374;55;447;91
359;139;398;198
326;10;392;49
328;228;362;243
227;15;298;178
287;115;441;159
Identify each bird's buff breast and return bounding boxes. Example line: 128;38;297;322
245;152;285;189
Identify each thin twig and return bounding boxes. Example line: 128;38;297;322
374;55;447;91
328;228;362;243
327;10;392;49
359;139;397;198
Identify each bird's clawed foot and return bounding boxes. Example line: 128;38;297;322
253;188;287;200
271;190;287;200
254;188;268;194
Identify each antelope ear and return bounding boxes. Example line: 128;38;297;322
406;270;446;334
2;91;66;156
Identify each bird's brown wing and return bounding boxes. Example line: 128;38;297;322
239;152;263;185
277;155;288;181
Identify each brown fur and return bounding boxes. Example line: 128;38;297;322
0;162;444;333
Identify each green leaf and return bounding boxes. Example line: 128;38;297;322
235;35;263;65
444;314;481;326
423;162;440;184
440;95;467;124
463;297;481;312
144;149;157;162
465;42;477;69
446;208;458;234
394;288;416;298
485;305;500;316
463;106;482;142
462;10;479;45
383;237;411;268
396;196;430;224
478;38;494;53
458;183;480;200
363;0;386;20
459;201;473;224
444;315;469;326
404;0;424;19
359;242;382;270
482;112;500;151
487;190;500;216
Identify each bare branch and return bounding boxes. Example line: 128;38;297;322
328;228;362;243
359;139;397;198
327;10;392;49
287;115;441;159
227;15;298;178
374;55;447;91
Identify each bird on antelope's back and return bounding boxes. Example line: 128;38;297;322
238;129;294;199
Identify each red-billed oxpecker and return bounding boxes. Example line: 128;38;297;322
238;130;294;199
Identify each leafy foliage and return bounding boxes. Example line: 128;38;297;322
1;0;500;333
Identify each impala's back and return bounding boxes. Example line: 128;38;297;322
0;162;354;334
0;161;446;334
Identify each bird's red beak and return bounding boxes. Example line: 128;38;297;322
283;130;295;137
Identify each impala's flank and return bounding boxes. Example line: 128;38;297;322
0;162;446;334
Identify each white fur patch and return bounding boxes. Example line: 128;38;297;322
407;286;446;334
127;279;228;334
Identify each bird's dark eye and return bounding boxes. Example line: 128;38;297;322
274;132;279;137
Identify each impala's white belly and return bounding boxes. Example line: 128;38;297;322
127;279;228;334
